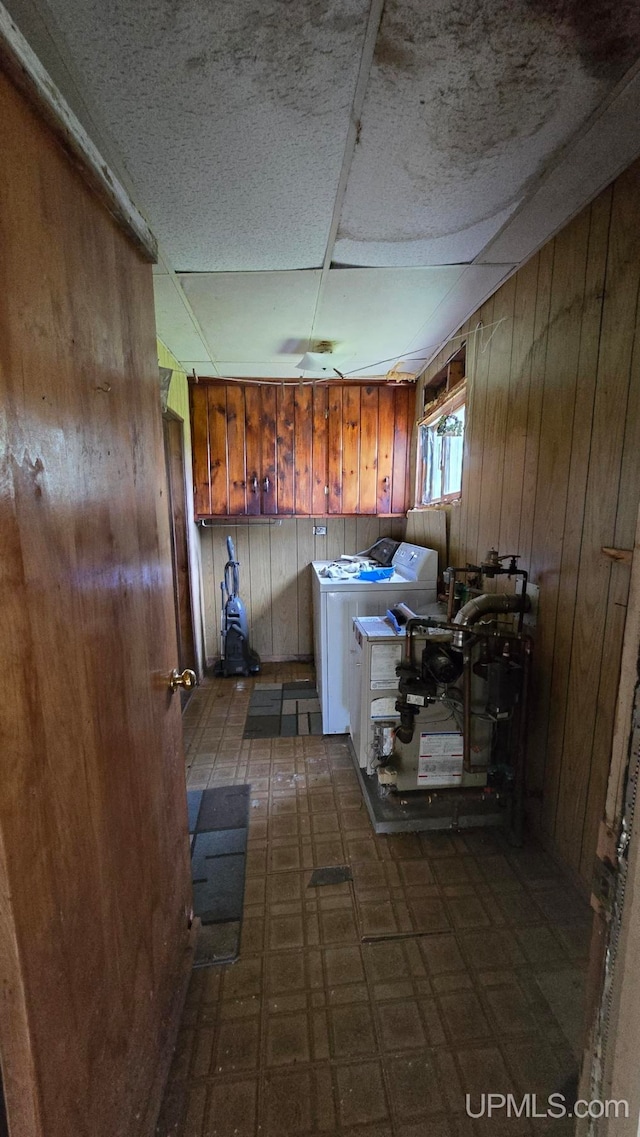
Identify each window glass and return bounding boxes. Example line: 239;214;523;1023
419;401;465;505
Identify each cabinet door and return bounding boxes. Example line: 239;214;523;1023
244;385;262;515
226;383;248;515
326;383;413;515
260;385;278;513
276;383;295;514
208;384;231;515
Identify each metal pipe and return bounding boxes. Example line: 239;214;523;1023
463;640;473;772
510;637;532;846
451;591;530;649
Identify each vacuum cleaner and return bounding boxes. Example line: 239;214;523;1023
214;537;261;677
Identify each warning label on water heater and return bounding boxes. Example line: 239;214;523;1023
417;732;464;786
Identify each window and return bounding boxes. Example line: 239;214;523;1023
417;391;465;505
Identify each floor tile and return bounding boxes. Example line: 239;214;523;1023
159;664;593;1137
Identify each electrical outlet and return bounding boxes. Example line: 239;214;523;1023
314;525;327;536
516;579;539;627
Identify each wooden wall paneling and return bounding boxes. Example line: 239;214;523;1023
452;319;477;565
356;516;385;555
343;517;358;554
248;523;273;659
391;386;411;516
296;519;315;656
405;509;448;569
578;211;640;876
389;516;407;543
341;385;361;514
325;517;346;561
276;384;295;515
517;245;554;572
199;526;218;661
359;385;379;514
377;385;395;514
495;256;539;568
524;212;590;829
327;386;343;513
234;523;253;635
555;165;640;870
313;517;328;562
270;519;300;658
260;385;278;515
541;193;612;838
311;385;328;515
294;384;313;516
475;276;517;574
448;501;461;565
190;383;211;517
462;296;495;564
207;383;229;516
226;384;247;515
209;526;232;657
244;385;262;516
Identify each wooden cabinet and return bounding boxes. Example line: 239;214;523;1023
190;378;414;519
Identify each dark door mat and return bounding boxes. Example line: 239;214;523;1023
243;682;323;738
186;787;250;967
308;865;353;887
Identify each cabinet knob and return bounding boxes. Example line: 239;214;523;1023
263;476;270;492
251;475;259;493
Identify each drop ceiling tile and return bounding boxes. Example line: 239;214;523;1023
180;271;322;362
477;70;640;265
23;0;371;270
316;267;466;374
336;0;634;268
401;265;515;370
153;276;212;365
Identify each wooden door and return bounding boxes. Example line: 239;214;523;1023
0;69;192;1137
163;413;197;699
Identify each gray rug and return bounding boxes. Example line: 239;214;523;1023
243;680;323;739
187;786;250;966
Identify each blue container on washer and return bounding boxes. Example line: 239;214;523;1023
357;566;394;581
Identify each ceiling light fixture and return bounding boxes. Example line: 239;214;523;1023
296;340;339;374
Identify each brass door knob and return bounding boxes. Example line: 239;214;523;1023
169;668;197;692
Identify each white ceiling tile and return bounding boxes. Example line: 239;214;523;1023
337;0;636;265
333;205;519;267
401;265;515;370
316;267;466;374
153;276;212;365
19;0;371;271
180;271;322;362
476;68;640;265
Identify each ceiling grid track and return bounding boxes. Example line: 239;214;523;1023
307;0;386;350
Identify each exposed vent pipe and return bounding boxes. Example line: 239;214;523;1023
451;592;530;649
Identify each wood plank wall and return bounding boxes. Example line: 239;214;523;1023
200;516;406;663
417;158;640;885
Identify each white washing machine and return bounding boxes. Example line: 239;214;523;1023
311;542;438;734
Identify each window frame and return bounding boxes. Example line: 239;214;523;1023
415;383;466;507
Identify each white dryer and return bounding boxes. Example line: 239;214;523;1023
311;542;438;734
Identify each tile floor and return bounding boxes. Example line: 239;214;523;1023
158;663;593;1137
